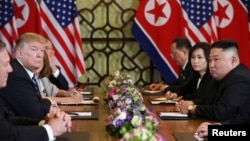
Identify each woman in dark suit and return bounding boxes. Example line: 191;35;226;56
166;42;213;101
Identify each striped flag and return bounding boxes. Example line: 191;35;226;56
40;0;86;87
180;0;217;44
0;0;18;55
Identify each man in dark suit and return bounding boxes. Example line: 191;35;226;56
44;39;69;90
0;33;56;120
196;115;250;139
0;39;72;141
177;40;250;121
150;37;194;92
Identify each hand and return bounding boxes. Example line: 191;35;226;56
196;122;211;138
47;111;72;136
45;105;60;122
149;83;161;90
165;91;177;100
149;83;168;91
176;100;194;114
70;93;83;103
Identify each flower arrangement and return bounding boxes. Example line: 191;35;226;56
119;126;166;141
105;71;165;140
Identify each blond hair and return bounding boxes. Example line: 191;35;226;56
12;32;47;57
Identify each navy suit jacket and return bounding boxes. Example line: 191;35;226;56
0;59;51;120
49;66;69;90
0;98;49;141
196;64;250;121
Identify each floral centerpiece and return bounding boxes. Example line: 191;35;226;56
104;71;165;140
119;126;166;141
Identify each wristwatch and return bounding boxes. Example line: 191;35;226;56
188;104;194;117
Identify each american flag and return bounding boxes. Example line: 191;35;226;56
0;0;18;54
180;0;217;44
40;0;86;87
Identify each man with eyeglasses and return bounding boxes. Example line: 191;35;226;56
149;37;194;94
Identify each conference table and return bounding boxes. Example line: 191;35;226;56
59;87;211;141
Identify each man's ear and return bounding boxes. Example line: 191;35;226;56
231;56;239;65
182;49;188;55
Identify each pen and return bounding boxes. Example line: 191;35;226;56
68;112;79;115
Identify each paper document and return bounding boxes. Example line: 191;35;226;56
143;90;162;94
59;100;97;105
79;91;92;95
160;112;188;117
150;100;177;104
68;112;92;116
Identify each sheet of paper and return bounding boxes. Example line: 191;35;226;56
59;100;97;105
160;112;188;117
153;97;167;101
150;100;177;104
79;91;92;95
143;90;162;93
69;112;92;116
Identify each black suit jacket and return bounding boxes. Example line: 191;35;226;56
0;98;49;141
196;64;250;121
0;59;51;120
164;61;194;93
178;71;213;100
49;66;69;90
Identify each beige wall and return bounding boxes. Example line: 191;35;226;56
76;0;159;89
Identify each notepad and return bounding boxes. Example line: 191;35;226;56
173;132;198;141
56;131;89;141
158;112;188;119
58;100;98;105
79;91;92;95
150;100;177;105
68;112;92;116
142;90;164;95
66;110;99;120
143;90;162;93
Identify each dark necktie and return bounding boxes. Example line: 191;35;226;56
32;75;41;95
179;69;185;80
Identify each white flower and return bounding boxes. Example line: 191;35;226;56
115;71;120;77
108;80;116;88
131;115;142;127
113;111;127;126
125;98;132;104
112;95;119;101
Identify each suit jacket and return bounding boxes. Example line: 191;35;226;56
196;64;250;121
178;71;213;100
0;98;49;141
49;66;69;90
164;61;194;93
0;59;51;120
39;77;59;97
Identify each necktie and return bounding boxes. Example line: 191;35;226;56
32;75;40;95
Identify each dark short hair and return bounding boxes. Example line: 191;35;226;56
171;37;192;51
189;42;210;63
210;40;239;53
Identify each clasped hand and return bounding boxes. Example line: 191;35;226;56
46;107;72;136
